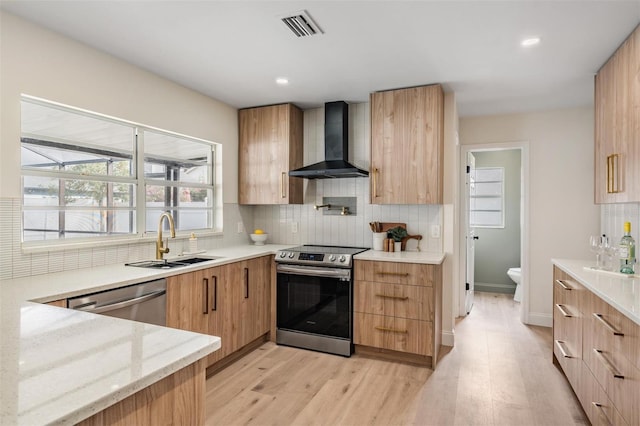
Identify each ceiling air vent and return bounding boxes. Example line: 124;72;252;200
281;10;323;37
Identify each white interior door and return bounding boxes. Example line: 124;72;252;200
465;152;477;314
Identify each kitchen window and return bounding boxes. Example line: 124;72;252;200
20;96;218;244
469;167;504;228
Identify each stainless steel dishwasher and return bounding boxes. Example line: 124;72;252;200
68;279;167;326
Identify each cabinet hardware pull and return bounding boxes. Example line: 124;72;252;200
555;304;572;317
555;279;572;290
375;294;409;300
554;340;572;358
591;402;613;426
593;313;624;336
203;278;209;315
375;326;408;334
593;349;624;379
372;168;379;198
376;271;410;277
281;172;286;199
244;267;249;299
607;154;620;194
212;275;218;312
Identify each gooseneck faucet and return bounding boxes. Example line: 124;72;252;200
156;211;176;260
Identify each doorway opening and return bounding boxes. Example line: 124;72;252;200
459;142;530;324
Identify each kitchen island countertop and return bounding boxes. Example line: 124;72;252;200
0;243;294;425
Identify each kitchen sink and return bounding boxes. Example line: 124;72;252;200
125;256;221;269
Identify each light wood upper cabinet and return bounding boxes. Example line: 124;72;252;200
370;84;444;205
595;25;640;204
238;103;304;205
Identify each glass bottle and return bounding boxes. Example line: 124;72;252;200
619;222;636;274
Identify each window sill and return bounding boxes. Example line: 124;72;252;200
21;230;224;254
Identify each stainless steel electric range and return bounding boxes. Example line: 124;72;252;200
275;245;369;357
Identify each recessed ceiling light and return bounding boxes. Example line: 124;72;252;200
521;37;541;47
276;77;289;85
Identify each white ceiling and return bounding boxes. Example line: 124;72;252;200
2;1;639;116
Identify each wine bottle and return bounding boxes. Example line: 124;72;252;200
619;222;636;274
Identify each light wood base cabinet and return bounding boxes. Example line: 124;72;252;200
553;265;639;426
167;256;272;368
78;359;206;426
354;260;442;368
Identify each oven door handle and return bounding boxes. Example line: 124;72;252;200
277;264;351;280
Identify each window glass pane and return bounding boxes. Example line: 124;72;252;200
143;131;212;184
473;168;503;182
23;176;60;206
470;211;503;227
146;185;212;232
22;210;135;239
474;182;502;196
470;197;502;211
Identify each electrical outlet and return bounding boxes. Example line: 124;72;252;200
431;225;441;239
291;222;299;233
237;222;244;233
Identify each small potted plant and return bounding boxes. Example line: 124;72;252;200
387;226;408;252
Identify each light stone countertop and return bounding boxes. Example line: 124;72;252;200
354;250;446;264
552;259;640;326
0;243;294;425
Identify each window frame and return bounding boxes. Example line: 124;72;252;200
20;95;220;249
469;166;505;229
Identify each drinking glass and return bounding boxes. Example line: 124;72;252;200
590;235;604;269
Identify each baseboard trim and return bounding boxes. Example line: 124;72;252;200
526;312;552;327
475;282;515;294
441;330;455;347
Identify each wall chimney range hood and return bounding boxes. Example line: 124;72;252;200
289;101;369;179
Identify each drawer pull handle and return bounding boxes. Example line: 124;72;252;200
593;313;624;336
555;340;572;358
555;279;572;290
555;304;572;318
593;349;624;379
591;402;612;426
375;326;408;334
202;278;209;314
376;272;410;277
375;294;409;301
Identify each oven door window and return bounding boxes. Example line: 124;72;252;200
277;272;351;339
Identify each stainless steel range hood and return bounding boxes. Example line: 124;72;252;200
289;101;369;179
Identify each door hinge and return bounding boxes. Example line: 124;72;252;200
466;282;470;291
466;165;470;173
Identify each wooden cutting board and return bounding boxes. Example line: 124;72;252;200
379;222;406;232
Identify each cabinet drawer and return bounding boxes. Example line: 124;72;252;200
355;260;436;286
354;312;432;356
580;362;628;426
354;281;433;321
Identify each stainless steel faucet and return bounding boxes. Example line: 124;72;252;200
156;211;176;260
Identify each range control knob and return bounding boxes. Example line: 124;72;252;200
288;252;295;259
279;252;287;258
329;255;336;262
339;255;347;263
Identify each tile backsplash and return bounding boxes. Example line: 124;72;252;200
601;203;640;246
0;197;254;280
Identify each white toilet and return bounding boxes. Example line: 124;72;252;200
507;267;522;302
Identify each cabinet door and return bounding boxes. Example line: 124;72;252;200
166;269;210;335
595;26;640;203
238;104;303;205
239;256;271;346
370;84;443;205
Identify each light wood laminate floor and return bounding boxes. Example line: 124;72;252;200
205;292;588;425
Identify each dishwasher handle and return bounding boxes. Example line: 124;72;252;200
74;290;166;315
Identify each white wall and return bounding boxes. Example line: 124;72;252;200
0;11;238;202
0;12;255;280
459;107;599;325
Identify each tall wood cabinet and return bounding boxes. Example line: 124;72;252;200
238;103;304;205
354;260;442;368
166;255;272;367
594;25;640;204
370;84;444;205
